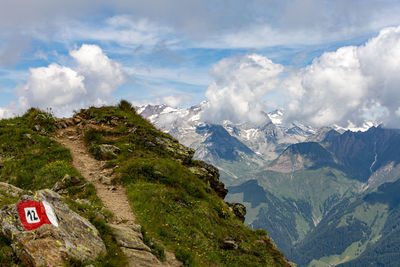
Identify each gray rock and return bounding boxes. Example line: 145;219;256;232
108;224;151;252
222;239;238;250
52;174;81;192
0;182;23;198
0;188;106;266
189;162;227;199
226;202;246;222
108;224;182;267
99;144;121;157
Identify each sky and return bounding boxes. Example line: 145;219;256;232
1;0;400;128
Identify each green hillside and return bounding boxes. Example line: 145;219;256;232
226;168;361;255
225;127;400;266
0;108;127;266
0;103;291;266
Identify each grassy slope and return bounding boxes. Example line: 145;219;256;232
0;108;128;266
79;101;291;267
0;103;291;267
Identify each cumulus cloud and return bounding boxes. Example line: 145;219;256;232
70;44;125;101
201;54;283;125
285;25;400;128
17;64;86;112
3;44;125;118
131;94;192;108
158;94;192;107
203;25;400;128
0;107;10;118
284;46;369;126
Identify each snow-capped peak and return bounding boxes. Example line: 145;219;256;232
268;109;284;125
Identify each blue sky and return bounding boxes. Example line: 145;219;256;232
2;0;400;127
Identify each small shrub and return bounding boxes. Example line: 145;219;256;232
66;257;85;267
118;99;134;112
141;227;166;261
90;218;129;267
84;129;104;144
35;161;79;189
23;108;56;134
0;235;14;266
175;246;195;266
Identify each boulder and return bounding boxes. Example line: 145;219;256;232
73;116;82;125
99;144;121;157
107;224;150;252
108;224;162;267
108;224;182;267
155;137;194;162
0;188;106;266
221;239;238;250
0;182;23;198
52;174;81;192
226;202;246;222
189;162;228;199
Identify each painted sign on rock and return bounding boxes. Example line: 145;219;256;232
17;200;59;231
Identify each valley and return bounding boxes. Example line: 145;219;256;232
140;103;400;266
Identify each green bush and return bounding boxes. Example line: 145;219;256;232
22;108;57;134
141;226;166;261
0;235;14;266
175;246;195;266
84;128;104;144
118;99;135;112
35;161;80;189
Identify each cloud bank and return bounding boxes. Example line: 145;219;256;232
1;44;124;118
201;54;283;125
2;0;400;65
203;26;400;128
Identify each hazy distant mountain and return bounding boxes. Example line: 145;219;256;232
230;126;400;266
137;102;317;163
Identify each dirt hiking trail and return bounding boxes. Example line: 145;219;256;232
55;126;136;226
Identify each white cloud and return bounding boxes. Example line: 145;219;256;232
285;46;368;126
5;44;125;117
70;44;125;100
202;25;400;128
201;54;283;125
17;63;86;112
0;107;10;118
131;93;192;109
3;0;400;64
158;94;192;107
54;16;177;51
285;25;400;128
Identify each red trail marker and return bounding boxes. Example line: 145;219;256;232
17;200;58;231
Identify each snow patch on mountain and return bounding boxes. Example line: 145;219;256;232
136;102;320;162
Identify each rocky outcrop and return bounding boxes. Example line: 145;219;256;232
51;174;82;193
221;239;238;250
0;188;106;266
189;161;228;199
227;202;246;222
108;224;181;267
155;137;195;163
0;182;23;198
99;144;121;158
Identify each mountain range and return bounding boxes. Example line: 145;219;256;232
137;103;318;181
138;103;400;266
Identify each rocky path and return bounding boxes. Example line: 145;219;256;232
54;123;181;266
54;126;136;225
